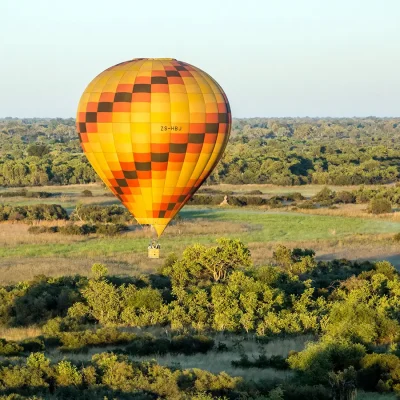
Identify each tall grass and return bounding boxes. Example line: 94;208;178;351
0;326;42;341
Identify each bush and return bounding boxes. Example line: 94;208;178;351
0;338;24;356
288;339;366;384
55;333;213;357
25;191;53;198
318;200;335;207
28;226;45;234
94;223;128;236
313;187;334;202
170;335;214;355
20;338;45;352
9;276;84;326
124;336;171;356
368;198;392;214
42;317;65;336
28;226;59;234
335;191;356;204
228;196;247;206
394;232;400;242
56;360;83;386
70;204;133;224
231;353;288;369
124;334;215;356
81;189;93;197
297;201;316;209
216;342;229;352
232;195;268;206
0;190;52;198
0;350;242;398
29;223;127;236
192;195;269;207
0;190;28;198
286;192;305;201
0;204;68;222
197;187;228;195
59;224;94;235
189;194;225;205
245;196;268;206
60;328;135;351
358;353;400;392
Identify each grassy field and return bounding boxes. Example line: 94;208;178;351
1;183;400;283
0;207;399;284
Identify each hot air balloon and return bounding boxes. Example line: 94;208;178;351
76;58;231;243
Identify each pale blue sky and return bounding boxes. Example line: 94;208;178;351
1;0;399;118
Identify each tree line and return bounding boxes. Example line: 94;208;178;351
1;117;400;187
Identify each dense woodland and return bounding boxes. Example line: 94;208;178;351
1;117;400;186
1;240;400;398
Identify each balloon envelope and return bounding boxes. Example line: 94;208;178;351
76;58;231;236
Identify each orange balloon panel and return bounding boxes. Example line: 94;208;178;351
76;58;231;236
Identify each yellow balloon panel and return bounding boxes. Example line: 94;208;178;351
77;58;231;236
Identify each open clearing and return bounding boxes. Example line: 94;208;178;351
1;183;399;283
0;207;400;283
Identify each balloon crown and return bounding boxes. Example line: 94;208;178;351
147;58;176;60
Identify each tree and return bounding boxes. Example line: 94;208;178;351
273;245;317;275
322;272;399;345
288;339;366;385
27;143;50;158
200;238;252;281
82;278;121;325
163;238;252;286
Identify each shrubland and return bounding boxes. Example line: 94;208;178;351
1;239;400;398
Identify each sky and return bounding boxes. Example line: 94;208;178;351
1;0;399;118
